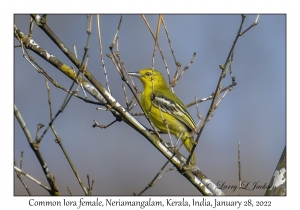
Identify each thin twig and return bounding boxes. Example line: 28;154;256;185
14;153;32;195
170;52;196;88
87;174;94;196
129;101;139;111
85;14;93;52
73;45;78;59
130;112;145;116
216;88;230;107
14;165;52;194
29;16;34;38
45;79;53;120
123;66;140;93
35;123;45;142
93;119;118;129
51;126;88;195
195;96;202;128
240;15;259;35
151;15;163;95
81;55;89;98
20;151;24;170
15;170;32;195
122;84;130;109
185;82;237;108
67;187;72;196
109;15;123;50
161;16;178;66
97;14;111;94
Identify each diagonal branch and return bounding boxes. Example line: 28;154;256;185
14;105;60;195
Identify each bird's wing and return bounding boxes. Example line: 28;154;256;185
152;90;196;131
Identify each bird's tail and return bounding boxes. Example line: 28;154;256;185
182;134;196;165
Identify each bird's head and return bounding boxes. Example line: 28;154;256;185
128;69;168;89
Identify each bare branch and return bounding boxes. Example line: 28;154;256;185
51;126;89;195
14;104;60;195
14;153;32;195
97;15;111;94
14;166;51;193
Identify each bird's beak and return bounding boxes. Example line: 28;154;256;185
128;72;141;78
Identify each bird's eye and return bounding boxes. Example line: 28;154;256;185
145;72;151;76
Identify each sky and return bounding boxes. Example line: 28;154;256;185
14;14;285;196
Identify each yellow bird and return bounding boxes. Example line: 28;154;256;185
128;69;197;165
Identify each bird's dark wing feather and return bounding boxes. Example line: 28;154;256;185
152;91;196;131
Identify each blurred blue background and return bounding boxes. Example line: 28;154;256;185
14;14;285;195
